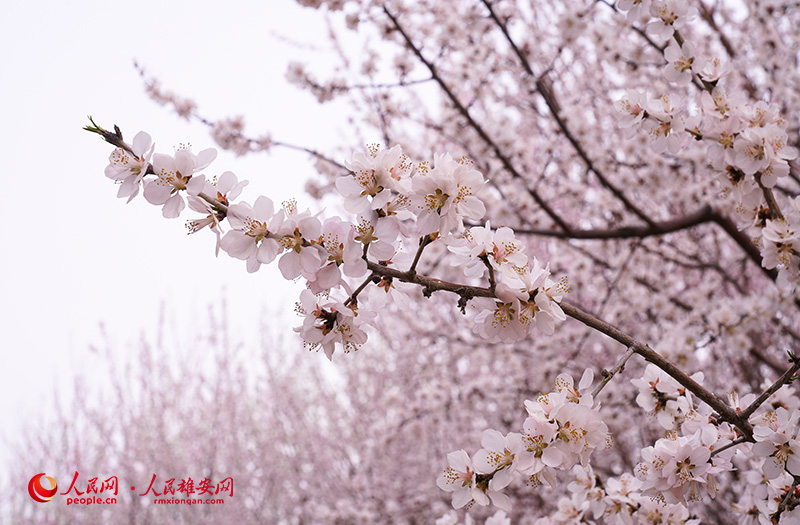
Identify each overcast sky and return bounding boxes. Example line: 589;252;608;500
0;0;355;470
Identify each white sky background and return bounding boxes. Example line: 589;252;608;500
0;1;353;471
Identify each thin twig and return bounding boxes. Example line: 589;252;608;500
198;192;229;214
407;235;433;276
592;345;636;398
775;476;800;523
480;255;497;294
740;355;800;421
84;117;136;156
711;436;749;458
270;140;349;171
345;272;376;307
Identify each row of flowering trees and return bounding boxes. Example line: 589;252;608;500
30;0;800;522
8;311;477;524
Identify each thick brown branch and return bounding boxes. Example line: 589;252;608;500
755;173;785;221
513;204;778;285
515;203;777;283
559;303;754;439
515;205;716;239
365;260;495;300
364;255;755;439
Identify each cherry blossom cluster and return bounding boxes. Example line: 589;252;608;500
614;2;800;296
634;426;735;506
752;407;800;482
436;370;609;512
605;6;800;519
742;404;800;521
91;121;568;360
438;356;800;522
450;229;569;340
631;363;707;432
525;465;701;525
631;365;736;504
631;363;800;522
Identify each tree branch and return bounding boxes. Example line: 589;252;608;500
559;302;753;439
480;0;657;229
364;255;754;439
739;354;800;421
515;205;717;239
382;5;573;233
592;345;636;398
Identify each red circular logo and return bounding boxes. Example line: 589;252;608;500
28;473;58;503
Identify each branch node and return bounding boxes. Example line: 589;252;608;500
457;288;474;314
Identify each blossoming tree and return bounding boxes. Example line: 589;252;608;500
81;0;800;522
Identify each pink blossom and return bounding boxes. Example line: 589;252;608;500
219;196;287;272
104;131;154;202
663;40;698;86
143;146;216;218
294;289;367;359
410;153;485;235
